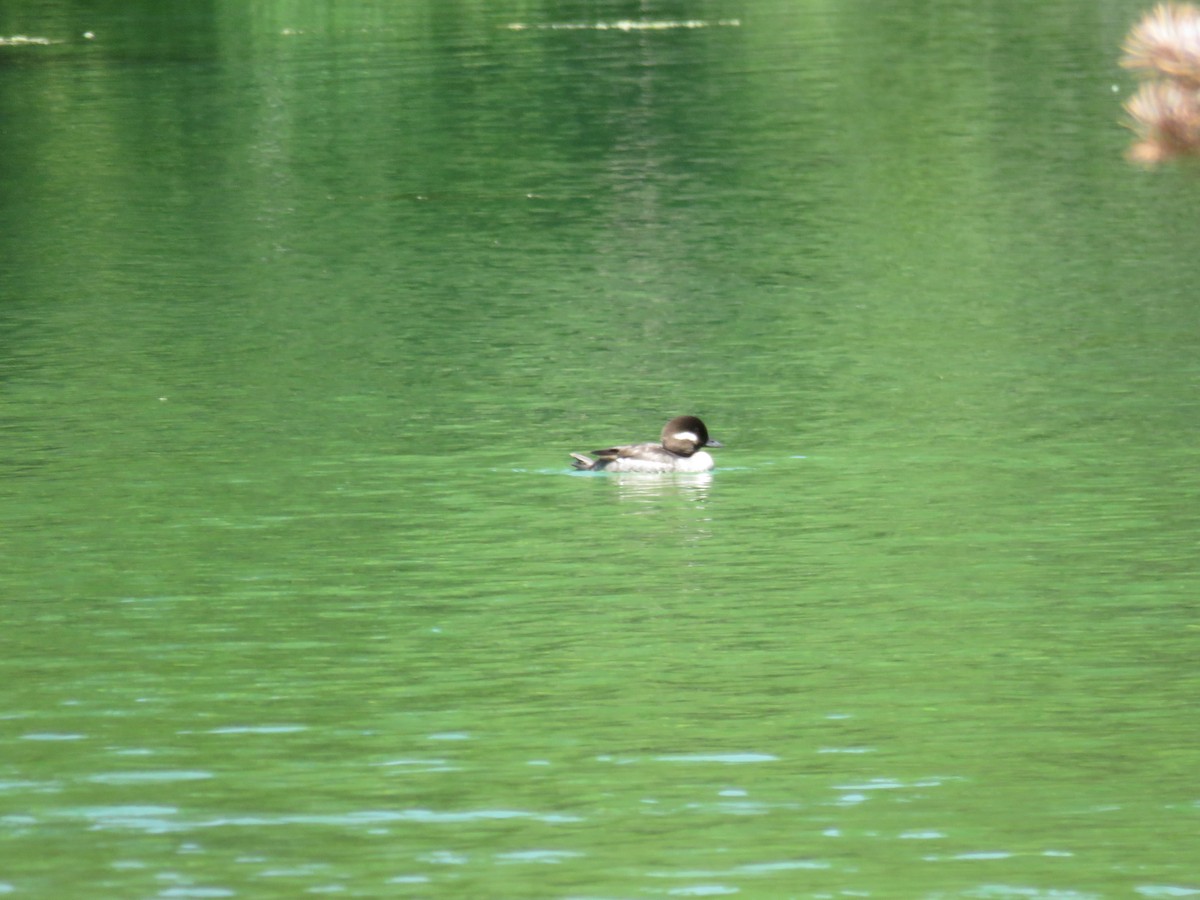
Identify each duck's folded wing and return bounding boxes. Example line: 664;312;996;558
594;441;658;460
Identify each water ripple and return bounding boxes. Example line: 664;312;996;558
654;753;779;764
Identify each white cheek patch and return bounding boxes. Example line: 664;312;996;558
672;431;700;443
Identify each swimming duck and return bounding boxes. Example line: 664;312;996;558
570;415;722;473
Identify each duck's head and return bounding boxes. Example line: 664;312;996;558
660;415;722;457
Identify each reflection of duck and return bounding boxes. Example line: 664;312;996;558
570;416;723;473
1121;3;1200;163
610;471;714;503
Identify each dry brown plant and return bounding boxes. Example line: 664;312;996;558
1122;3;1200;162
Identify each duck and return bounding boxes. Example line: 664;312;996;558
570;415;722;473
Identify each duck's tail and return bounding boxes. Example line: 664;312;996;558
569;453;596;471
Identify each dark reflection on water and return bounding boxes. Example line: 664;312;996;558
3;0;1200;896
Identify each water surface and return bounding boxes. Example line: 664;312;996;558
2;0;1199;897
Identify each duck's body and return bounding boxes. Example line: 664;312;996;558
570;415;722;474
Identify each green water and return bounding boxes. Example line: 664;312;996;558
3;0;1199;897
